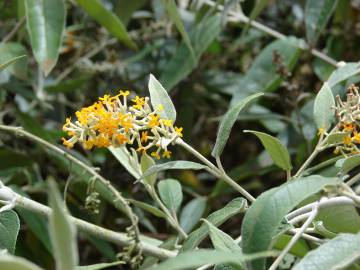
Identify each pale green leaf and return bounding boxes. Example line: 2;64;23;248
327;62;360;87
241;175;339;270
141;161;207;179
141;152;157;186
0;254;43;270
25;0;66;75
324;132;350;145
148;74;176;121
203;219;241;252
109;146;141;179
157;179;183;212
293;233;360;270
244;130;292;171
0;43;27;79
160;15;221;90
305;0;339;45
75;0;137;49
212;93;264;158
0;210;20;254
313;82;335;130
180;197;207;233
340;154;360;174
181;198;247;252
48;180;78;270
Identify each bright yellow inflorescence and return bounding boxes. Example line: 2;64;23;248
62;90;183;159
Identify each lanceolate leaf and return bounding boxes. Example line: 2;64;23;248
141;152;157;186
203;219;241;252
0;254;44;270
241;175;339;270
128;199;166;218
160;15;222;90
339;154;360;174
148;74;176;121
25;0;66;76
305;0;339;46
0;210;20;254
48;180;78;270
157;179;183;212
181;198;247;252
109;146;141;179
212;93;264;158
180;197;207;233
313;82;335;130
75;261;123;270
141;161;207;179
161;0;195;61
293;233;360;270
75;0;137;49
244;130;292;171
327;62;360;87
0;43;27;79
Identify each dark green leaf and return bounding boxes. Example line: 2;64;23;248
181;198;247;252
293;233;360;270
241;175;339;270
0;210;20;254
212;93;264;158
305;0;339;45
160;15;222;90
75;0;137;49
180;197;207;233
157;179;183;212
244;130;292;171
25;0;66;75
48;180;78;270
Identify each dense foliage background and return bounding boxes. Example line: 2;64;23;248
0;0;359;269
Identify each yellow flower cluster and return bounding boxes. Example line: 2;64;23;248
62;90;183;159
334;85;360;155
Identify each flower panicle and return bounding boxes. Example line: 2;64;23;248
62;90;183;159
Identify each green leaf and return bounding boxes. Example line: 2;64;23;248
0;210;20;254
145;249;273;270
0;254;43;270
313;82;335;130
324;132;350;145
249;0;269;21
203;219;241;252
109;146;141;179
141;152;157;186
128;199;166;218
231;38;301;104
212;93;264;158
327;62;360;87
141;161;207;179
0;42;27;79
181;198;247;252
157;179;183;212
115;0;147;26
305;0;339;46
293;233;360;270
48;180;78;270
161;0;195;61
316;204;360;234
76;261;123;270
25;0;66;76
75;0;136;50
180;197;207;233
160;15;222;90
148;74;176;121
244;130;292;171
339;154;360;174
241;175;339;270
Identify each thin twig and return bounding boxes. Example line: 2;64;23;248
269;202;319;270
1;17;26;43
